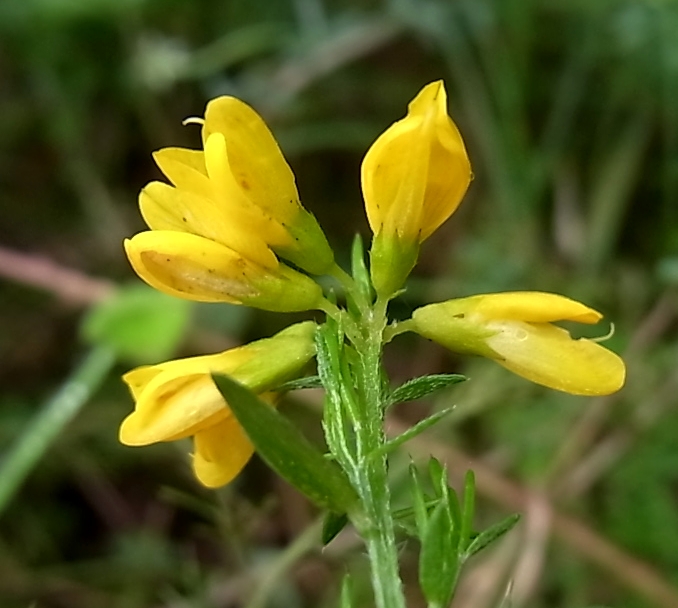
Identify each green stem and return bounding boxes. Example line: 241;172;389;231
329;263;356;295
0;346;116;517
383;318;417;343
350;298;406;608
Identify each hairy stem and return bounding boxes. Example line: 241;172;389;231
350;298;406;608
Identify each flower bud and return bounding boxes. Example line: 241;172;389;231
412;292;625;396
362;80;471;296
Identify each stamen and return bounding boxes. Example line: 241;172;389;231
591;322;615;343
182;117;205;126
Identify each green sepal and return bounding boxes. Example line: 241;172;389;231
387;374;466;407
465;513;520;559
322;511;349;545
370;231;419;298
274;208;335;276
81;284;191;363
212;374;360;515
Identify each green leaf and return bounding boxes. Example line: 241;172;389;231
409;463;429;539
387;374;466;407
459;470;476;553
212;374;360;515
322;511;349;545
370;408;454;459
419;500;459;607
351;233;373;303
275;375;323;392
428;457;446;499
465;514;520;559
81;284;191;363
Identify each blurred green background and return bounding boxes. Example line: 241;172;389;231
1;0;677;606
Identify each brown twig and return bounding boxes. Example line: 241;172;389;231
0;245;115;306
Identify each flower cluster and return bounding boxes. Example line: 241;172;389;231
121;81;625;487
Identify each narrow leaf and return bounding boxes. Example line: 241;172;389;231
419;501;459;607
409;462;429;539
387;374;465;407
351;233;373;303
428;457;446;499
276;375;323;392
370;408;454;459
322;511;348;545
459;470;476;552
465;514;521;558
212;374;359;514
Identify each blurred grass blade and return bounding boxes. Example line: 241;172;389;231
586;113;651;274
0;346;116;518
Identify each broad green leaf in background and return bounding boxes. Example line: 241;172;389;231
81;284;192;363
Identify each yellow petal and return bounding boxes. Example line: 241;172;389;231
124;231;264;304
192;417;255;487
362;81;471;242
485;320;626;395
362;91;430;240
139;180;278;269
120;372;228;445
122;365;162;400
470;292;602;324
203;132;292;249
120;322;317;446
152;148;212;199
203;96;300;223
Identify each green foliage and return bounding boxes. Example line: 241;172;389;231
387;374;466;407
409;463;519;606
212;374;361;516
81;284;191;363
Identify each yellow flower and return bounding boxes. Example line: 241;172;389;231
125;231;323;312
119;322;317;487
362;80;471;297
411;292;625;396
126;95;335;311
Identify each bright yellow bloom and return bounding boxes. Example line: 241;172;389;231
411;292;625;396
362;80;471;297
126;95;335;310
119;322;317;487
125;231;323;312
